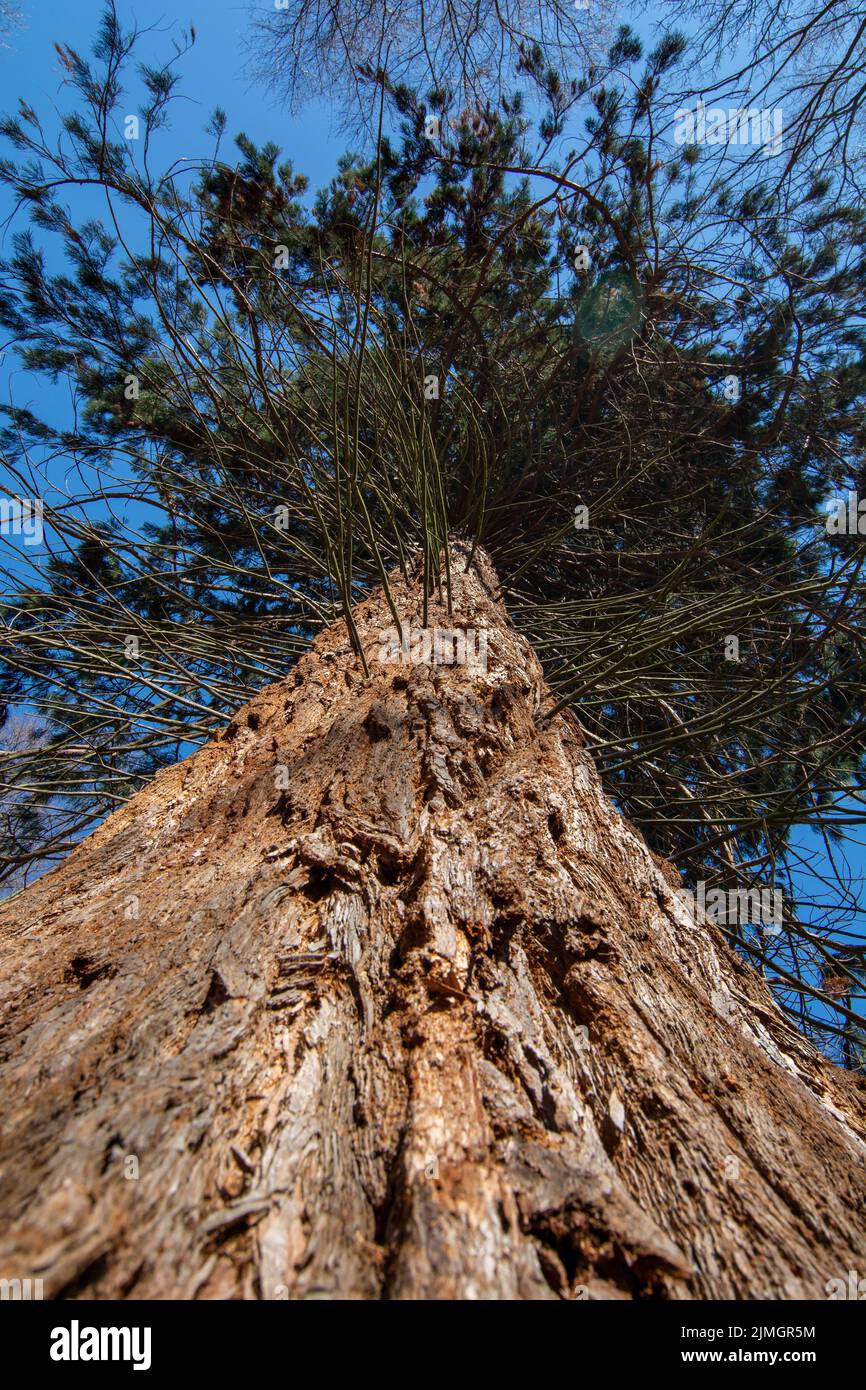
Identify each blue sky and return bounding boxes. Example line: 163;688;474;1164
0;1;354;556
0;0;346;190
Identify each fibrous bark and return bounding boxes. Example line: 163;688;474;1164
1;547;864;1300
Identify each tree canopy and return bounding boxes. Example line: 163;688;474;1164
0;2;864;1061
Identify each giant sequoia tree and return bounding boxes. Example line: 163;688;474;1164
0;4;865;1298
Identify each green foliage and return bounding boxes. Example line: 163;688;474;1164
0;7;864;1057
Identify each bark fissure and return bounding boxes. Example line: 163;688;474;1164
0;546;864;1299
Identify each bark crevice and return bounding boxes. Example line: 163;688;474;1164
0;547;864;1299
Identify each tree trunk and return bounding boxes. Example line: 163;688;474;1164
1;548;865;1301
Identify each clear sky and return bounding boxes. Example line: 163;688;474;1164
0;0;346;191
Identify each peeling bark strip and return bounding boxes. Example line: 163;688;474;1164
0;548;865;1301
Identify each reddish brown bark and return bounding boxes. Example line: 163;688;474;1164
0;548;864;1299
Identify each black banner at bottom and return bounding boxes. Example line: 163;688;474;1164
2;1295;860;1377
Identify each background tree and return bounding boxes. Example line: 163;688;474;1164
0;1;21;42
248;0;617;128
652;0;866;195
